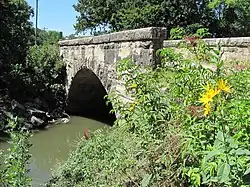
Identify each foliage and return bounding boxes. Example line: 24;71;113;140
170;25;211;39
0;117;32;187
73;0;201;35
30;29;63;46
207;0;250;37
47;53;182;187
0;0;33;87
9;44;66;115
73;0;250;37
0;0;66;131
170;26;186;40
159;36;250;186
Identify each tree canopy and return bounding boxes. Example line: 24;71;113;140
73;0;201;35
30;29;63;45
73;0;250;37
208;0;250;36
0;0;33;74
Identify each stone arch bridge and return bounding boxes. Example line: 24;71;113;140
59;27;250;121
59;27;167;120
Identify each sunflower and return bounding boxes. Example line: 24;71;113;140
199;87;220;105
217;79;231;93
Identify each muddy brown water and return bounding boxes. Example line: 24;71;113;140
0;116;109;186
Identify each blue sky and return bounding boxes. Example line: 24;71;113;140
27;0;78;36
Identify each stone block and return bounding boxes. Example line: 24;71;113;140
163;37;250;63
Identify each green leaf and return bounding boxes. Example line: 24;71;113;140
217;131;224;142
217;162;230;183
244;167;250;176
141;174;152;187
234;148;250;156
205;150;223;161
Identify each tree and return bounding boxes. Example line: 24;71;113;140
73;0;202;35
30;29;63;45
0;0;33;87
73;0;250;37
208;0;250;37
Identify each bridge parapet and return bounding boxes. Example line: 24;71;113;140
163;37;250;62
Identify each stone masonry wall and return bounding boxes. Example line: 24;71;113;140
163;37;250;62
59;27;167;95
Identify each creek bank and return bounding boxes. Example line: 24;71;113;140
0;92;68;131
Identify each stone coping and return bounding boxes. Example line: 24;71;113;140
163;37;250;47
59;27;167;46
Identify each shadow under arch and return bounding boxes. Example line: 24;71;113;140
66;68;116;125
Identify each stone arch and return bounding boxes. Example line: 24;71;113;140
66;68;116;124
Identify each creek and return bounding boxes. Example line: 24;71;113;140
0;116;109;186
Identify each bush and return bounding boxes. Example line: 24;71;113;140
0;117;32;187
9;44;66;115
48;35;250;186
25;44;66;113
170;25;211;40
0;0;66;130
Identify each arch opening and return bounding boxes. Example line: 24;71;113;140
66;68;116;125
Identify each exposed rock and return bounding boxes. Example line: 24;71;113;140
0;97;57;131
11;99;26;111
24;122;34;129
30;116;45;127
24;97;49;111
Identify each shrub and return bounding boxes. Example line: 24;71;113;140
0;117;32;187
9;44;66;115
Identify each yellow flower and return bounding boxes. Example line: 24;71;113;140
207;87;220;98
204;103;211;117
129;102;136;111
217;79;231;93
199;88;220;105
200;93;213;105
129;83;137;89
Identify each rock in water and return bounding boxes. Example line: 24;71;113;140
30;116;45;127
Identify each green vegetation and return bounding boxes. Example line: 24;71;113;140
0;1;64;184
170;25;211;39
0;0;65;185
47;32;250;186
0;117;32;187
1;0;250;186
0;0;66;131
74;0;199;35
18;44;66;116
73;0;250;37
0;0;33;88
31;29;63;45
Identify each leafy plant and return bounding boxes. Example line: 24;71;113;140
0;117;32;187
170;26;186;39
8;44;66;117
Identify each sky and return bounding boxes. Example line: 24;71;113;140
27;0;79;36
